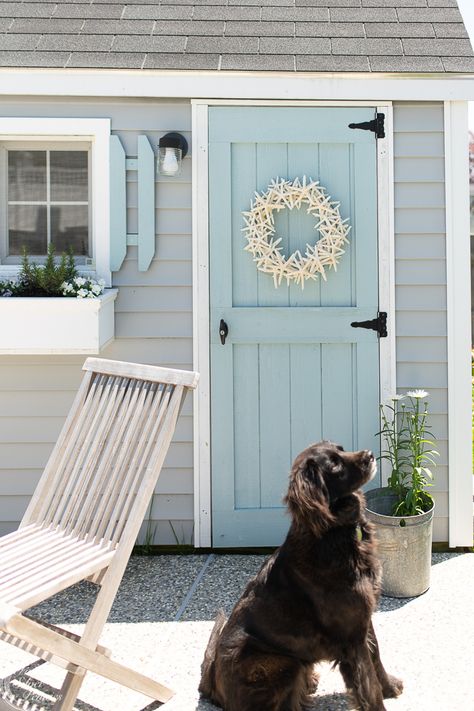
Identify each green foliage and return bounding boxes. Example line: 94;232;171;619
379;392;439;517
0;246;78;297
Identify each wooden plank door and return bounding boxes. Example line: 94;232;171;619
209;106;381;547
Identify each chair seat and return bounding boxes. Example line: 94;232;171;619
0;524;115;612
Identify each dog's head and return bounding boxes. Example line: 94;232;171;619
284;441;376;537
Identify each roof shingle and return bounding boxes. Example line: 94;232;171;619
0;0;472;73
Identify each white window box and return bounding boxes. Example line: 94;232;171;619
0;289;117;354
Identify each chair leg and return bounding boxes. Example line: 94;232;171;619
53;669;86;711
52;565;123;710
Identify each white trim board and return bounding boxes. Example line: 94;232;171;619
377;105;397;412
192;100;395;548
0;70;474;101
444;101;473;548
192;102;211;549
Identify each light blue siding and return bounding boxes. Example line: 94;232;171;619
0;98;451;544
393;102;448;542
0;97;193;545
137;134;156;272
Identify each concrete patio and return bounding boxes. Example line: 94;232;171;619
0;552;472;711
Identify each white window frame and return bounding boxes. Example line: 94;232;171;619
0;140;92;264
0;118;111;286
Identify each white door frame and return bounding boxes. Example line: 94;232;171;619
192;100;395;547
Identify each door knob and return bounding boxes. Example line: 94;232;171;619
219;319;228;345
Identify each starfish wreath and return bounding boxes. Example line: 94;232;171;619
242;176;351;289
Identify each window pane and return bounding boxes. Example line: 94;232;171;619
8;151;47;202
50;151;88;202
8;204;47;255
51;205;89;256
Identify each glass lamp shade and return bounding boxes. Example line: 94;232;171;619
158;146;182;177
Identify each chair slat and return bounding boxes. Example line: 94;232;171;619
51;375;125;531
3;545;115;609
36;374;109;525
20;372;93;527
83;357;199;388
0;535;107;585
61;376;132;535
0;524;48;552
101;384;173;545
116;385;185;548
76;379;153;540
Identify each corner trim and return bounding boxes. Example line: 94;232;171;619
444;100;473;547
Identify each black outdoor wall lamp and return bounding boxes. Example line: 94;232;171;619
157;132;188;177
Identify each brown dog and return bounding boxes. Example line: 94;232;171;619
199;441;403;711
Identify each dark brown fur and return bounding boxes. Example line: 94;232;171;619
199;441;403;711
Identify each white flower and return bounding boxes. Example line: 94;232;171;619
74;277;86;287
76;288;88;298
61;281;74;293
92;283;103;295
391;394;405;401
406;389;429;399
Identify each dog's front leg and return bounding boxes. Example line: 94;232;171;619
367;621;403;699
339;643;387;711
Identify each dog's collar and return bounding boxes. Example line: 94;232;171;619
355;525;363;542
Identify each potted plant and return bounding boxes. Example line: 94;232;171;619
0;246;117;354
365;391;439;598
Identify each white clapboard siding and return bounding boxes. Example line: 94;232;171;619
393;102;449;543
0;97;194;543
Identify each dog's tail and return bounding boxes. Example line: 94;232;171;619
199;609;227;702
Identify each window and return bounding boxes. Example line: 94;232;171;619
0;117;112;285
4;144;91;262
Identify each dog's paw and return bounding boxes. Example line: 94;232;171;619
306;669;320;694
383;674;403;698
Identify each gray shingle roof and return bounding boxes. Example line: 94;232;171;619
0;1;472;73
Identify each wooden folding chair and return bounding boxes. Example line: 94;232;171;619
0;358;199;710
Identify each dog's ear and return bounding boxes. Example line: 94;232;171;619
284;455;335;537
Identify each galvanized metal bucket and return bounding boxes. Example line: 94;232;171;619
365;487;434;598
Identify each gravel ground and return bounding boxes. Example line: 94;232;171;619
0;552;472;711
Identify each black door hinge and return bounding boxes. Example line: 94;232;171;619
349;113;385;139
350;311;387;338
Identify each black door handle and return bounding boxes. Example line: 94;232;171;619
219;319;228;345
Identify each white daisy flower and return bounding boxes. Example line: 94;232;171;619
406;389;429;399
391;394;405;401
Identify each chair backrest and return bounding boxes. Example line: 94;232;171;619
21;359;199;550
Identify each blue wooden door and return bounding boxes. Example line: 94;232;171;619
209;106;381;547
